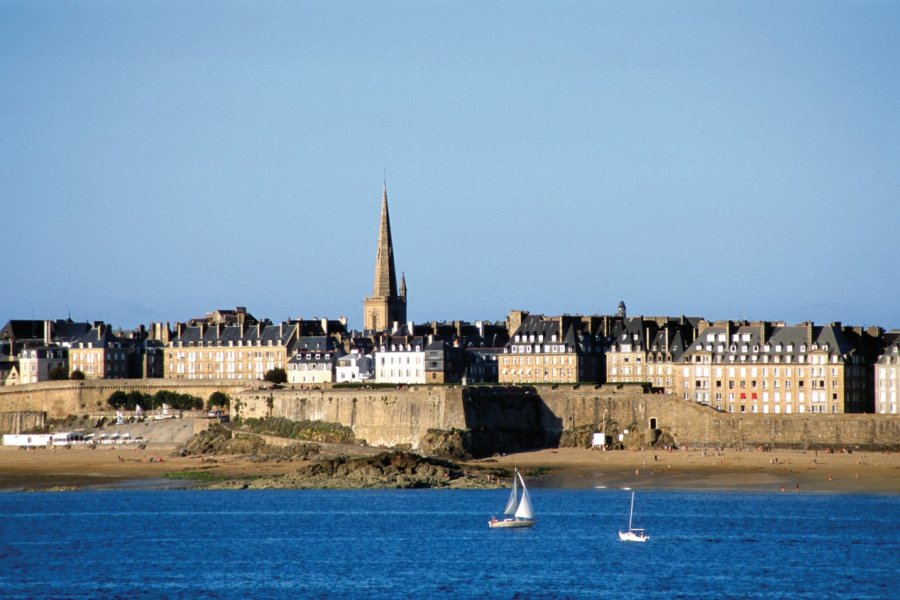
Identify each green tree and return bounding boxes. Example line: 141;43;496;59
48;365;69;380
70;369;86;380
208;391;230;411
264;367;287;384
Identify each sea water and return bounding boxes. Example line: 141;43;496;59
0;489;897;599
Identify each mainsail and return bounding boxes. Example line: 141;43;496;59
513;471;534;520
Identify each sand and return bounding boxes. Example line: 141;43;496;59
480;446;900;494
2;444;898;494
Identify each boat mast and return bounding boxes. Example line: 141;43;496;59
628;492;635;531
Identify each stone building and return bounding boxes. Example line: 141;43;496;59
362;185;407;332
67;322;131;380
605;316;700;392
164;320;298;380
499;314;601;384
677;321;874;414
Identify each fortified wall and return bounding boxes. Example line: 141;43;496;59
235;384;900;452
0;379;252;428
3;381;899;450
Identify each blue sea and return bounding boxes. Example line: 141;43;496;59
1;489;897;599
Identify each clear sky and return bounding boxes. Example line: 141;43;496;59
2;1;898;331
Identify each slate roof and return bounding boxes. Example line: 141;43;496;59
169;321;297;347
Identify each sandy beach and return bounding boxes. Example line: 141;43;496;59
2;443;899;493
484;446;900;494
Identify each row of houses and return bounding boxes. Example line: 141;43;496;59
2;304;898;415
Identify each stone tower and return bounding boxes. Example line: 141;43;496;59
363;185;407;331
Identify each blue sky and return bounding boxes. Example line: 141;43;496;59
2;1;898;331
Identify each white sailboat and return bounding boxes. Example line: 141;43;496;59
488;468;536;528
618;491;649;542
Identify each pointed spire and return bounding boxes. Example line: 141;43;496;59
372;184;398;298
400;272;407;300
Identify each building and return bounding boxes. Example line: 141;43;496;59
605;316;699;392
499;314;601;384
362;185;407;332
164;320;298;380
424;338;467;384
678;321;873;414
287;336;345;385
336;349;374;383
875;333;900;414
67;322;131;380
375;336;425;384
18;346;68;384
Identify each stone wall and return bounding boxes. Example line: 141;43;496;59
0;411;45;434
0;380;255;422
535;384;900;451
235;386;469;448
236;383;900;452
5;381;899;450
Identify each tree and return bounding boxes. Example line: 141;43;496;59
70;370;86;380
48;365;69;381
208;391;230;411
264;367;287;384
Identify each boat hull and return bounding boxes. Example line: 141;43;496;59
489;518;535;529
618;530;649;542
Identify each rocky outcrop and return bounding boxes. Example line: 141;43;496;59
208;450;503;490
175;423;319;459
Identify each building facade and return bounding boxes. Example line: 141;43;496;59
875;334;900;414
499;315;601;384
677;321;872;414
375;336;425;384
164;321;298;380
287;336;344;385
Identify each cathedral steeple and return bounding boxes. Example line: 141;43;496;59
363;184;407;331
372;184;398;298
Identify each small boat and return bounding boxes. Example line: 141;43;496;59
618;491;649;542
489;468;535;528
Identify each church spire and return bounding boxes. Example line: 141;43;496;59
364;183;406;331
372;184;398;298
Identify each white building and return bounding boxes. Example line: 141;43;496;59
286;336;344;385
336;350;374;383
876;336;900;414
375;337;425;384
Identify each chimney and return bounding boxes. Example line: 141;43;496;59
321;317;329;334
43;320;52;345
216;323;222;338
97;323;103;341
237;307;246;329
806;322;814;346
256;322;261;338
198;322;206;337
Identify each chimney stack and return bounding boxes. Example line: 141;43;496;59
43;320;52;345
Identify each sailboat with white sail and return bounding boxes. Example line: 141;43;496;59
488;468;535;528
618;491;649;542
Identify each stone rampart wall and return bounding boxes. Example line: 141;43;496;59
236;386;468;448
536;385;900;450
0;380;254;421
6;382;898;449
